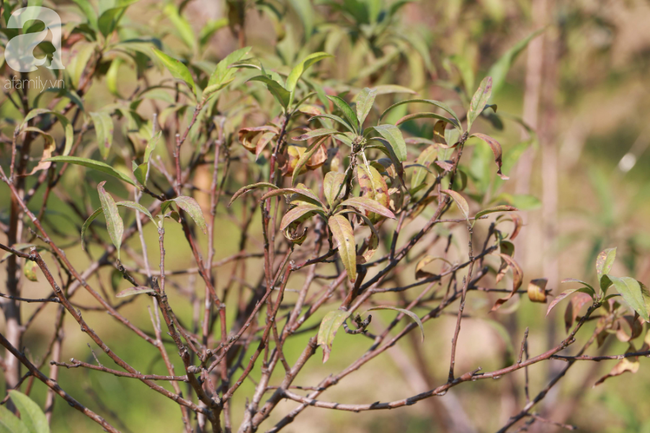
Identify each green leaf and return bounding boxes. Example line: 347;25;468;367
152;48;198;98
442;189;469;221
81;207;103;252
323;171;346;207
317;310;351;363
249;75;291;109
487;29;544;99
228;182;279;206
45;156;136;186
116;286;155;298
373;124;407;162
97;1;138;37
199;18;228;47
8;390;49;433
163;3;196;50
596;247;617;281
365;306;425;342
355;87;377;127
106;58;124;99
606;275;650;322
467;76;492;131
341;197;395;219
117;201;154;224
70;0;98;29
396;112;460;130
293;128;340;142
97;181;124;260
171;196;207;235
309;114;355;133
471;133;508;180
68;41;97;89
473;205;517;226
288;0;315;39
380;99;462;131
0;404;29;433
280;204;323;231
89;111;114;160
205;46;252;97
286;52;332;95
133;132;161;186
328;95;359;132
328;214;357;283
411;145;437;189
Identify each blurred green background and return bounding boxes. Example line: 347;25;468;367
2;0;650;431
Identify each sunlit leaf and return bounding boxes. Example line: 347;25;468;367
7;391;48;433
171;196;208;235
152;48;198;98
373;124;407;161
341;197;395;219
527;278;548;303
328;214;356;283
355;87;377;127
606;275;650;321
441;189;469;221
323;171;346;207
467;76;492;131
317;310;351;363
89;111;114;160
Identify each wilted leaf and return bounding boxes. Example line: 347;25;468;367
228;182;278;206
365;306;425;342
564;292;594;333
280;204;323;231
291;137;328;186
22;127;55;175
171;196;208;235
594;345;640;386
22;109;74;157
341;197;395;219
527;278;548;303
116;286;156;298
467;76;492;131
546;287;594;316
441;189;469;221
261;186;323;207
491;254;524;312
471;133;508;180
474;206;517;226
317;310;351;363
415;255;452;279
328;214;356;283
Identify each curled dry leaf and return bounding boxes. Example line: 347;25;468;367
594;344;640;386
116;286;156;298
527;278;548;303
471;133;508;180
564;292;592;333
238;125;279;158
490;253;523;312
415;255;452;279
356;164;390;221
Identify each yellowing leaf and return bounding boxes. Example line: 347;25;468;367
467;76;492;131
441;189;469;221
527;278;548;303
172;196;208;235
328;214;356;283
317;310;351;363
97;181;124;260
